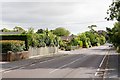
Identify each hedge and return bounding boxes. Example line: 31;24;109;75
0;40;25;53
0;34;28;50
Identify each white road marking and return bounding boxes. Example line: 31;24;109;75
49;55;87;73
2;54;69;73
95;51;109;77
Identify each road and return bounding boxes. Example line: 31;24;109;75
2;45;110;78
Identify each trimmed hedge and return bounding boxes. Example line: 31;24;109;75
0;40;25;53
0;34;28;50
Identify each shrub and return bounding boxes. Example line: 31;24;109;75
0;40;25;53
99;35;106;45
65;46;71;51
117;46;120;53
96;43;100;46
50;42;55;47
37;42;46;48
85;42;89;48
79;41;83;47
83;42;89;48
0;34;28;50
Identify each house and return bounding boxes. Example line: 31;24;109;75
60;34;77;42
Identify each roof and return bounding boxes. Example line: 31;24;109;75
60;35;77;41
0;32;22;35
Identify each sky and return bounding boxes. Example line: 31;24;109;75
0;0;115;34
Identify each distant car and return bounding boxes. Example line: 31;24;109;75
109;44;113;47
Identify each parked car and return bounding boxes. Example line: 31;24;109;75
109;44;113;47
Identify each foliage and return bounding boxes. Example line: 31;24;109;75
69;38;79;46
77;30;106;48
1;40;25;53
0;28;10;32
88;25;97;33
0;34;28;50
0;26;25;32
106;22;120;52
106;0;120;21
65;46;71;51
53;27;70;36
26;28;61;48
106;0;120;52
13;26;25;32
36;29;44;34
99;35;106;45
78;41;83;47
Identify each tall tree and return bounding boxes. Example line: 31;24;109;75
106;0;120;52
13;26;25;32
106;0;120;21
36;29;44;34
88;25;97;33
0;28;10;32
53;27;70;36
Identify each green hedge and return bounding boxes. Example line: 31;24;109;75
1;40;25;53
0;34;28;50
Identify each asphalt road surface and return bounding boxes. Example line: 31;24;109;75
2;45;110;78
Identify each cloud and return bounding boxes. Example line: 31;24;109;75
1;0;114;34
2;2;81;23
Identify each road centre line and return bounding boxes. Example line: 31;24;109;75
19;54;81;69
2;54;71;73
49;55;87;73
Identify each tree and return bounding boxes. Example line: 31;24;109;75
13;26;25;32
106;0;120;21
0;28;10;32
27;28;34;34
69;38;79;46
106;0;120;52
36;29;44;34
53;27;70;36
107;22;120;52
88;25;97;33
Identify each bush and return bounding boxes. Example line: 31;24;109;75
1;40;25;53
99;36;106;45
85;42;89;48
70;38;79;46
117;46;120;53
96;43;100;46
83;42;89;48
0;34;28;50
79;41;83;47
37;42;46;48
65;46;71;51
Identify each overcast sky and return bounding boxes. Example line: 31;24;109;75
0;0;115;34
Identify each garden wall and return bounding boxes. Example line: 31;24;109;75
0;47;58;61
0;51;29;61
29;46;58;57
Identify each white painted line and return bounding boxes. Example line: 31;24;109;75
95;51;109;77
3;70;11;73
30;64;36;66
99;53;107;68
95;68;100;76
0;70;4;73
49;56;87;73
2;54;69;73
